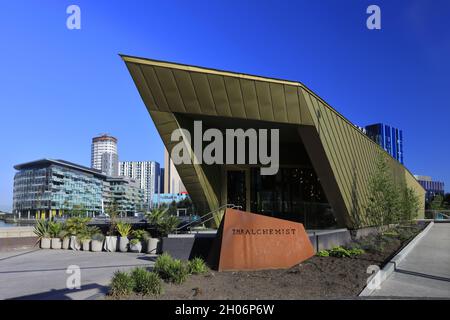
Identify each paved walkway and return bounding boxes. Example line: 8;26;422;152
371;223;450;298
0;249;155;300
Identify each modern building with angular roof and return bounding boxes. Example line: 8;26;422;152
122;55;424;229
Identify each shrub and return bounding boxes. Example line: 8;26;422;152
116;222;132;237
327;246;365;258
48;221;62;238
65;217;91;236
91;233;105;241
131;267;163;296
316;250;329;257
188;257;208;274
154;253;189;284
328;246;352;258
382;231;399;238
348;248;365;256
34;220;51;239
130;238;140;245
131;229;150;241
109;271;134;297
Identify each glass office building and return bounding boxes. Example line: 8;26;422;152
365;123;404;164
13;159;144;219
104;177;145;216
414;175;445;204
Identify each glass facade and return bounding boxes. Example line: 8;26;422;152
365;123;404;164
416;178;445;203
104;177;145;216
13;159;144;218
249;167;335;229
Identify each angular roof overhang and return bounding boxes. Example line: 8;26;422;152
122;54;425;228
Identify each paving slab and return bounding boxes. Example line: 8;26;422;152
371;223;450;298
0;249;156;300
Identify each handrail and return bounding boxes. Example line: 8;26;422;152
175;204;241;233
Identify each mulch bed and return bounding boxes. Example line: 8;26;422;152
121;240;401;300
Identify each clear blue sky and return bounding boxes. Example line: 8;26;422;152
0;0;449;211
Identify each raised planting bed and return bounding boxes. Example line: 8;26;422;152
110;223;425;300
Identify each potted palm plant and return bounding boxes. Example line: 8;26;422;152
116;221;131;252
34;219;51;249
61;228;70;250
79;226;100;251
129;238;142;253
104;202;118;252
91;233;105;252
49;221;63;249
65;217;90;251
145;208;180;254
130;229;149;253
78;230;91;251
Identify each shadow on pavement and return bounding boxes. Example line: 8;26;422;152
8;283;109;300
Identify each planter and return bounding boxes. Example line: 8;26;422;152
119;236;129;252
146;238;160;254
40;238;51;249
62;237;70;249
69;236;80;250
81;240;91;251
91;240;103;252
104;236;118;252
51;238;62;249
129;241;142;253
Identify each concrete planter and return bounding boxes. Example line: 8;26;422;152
81;240;91;251
129;241;142;253
51;238;62;249
146;238;160;254
62;237;70;249
91;240;103;252
69;236;80;251
104;236;118;252
119;237;129;252
40;238;51;249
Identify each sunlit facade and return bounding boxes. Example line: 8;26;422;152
13;159;144;219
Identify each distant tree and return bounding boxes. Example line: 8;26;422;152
177;197;195;215
430;194;444;210
167;200;177;216
366;152;401;226
443;193;450;209
105;200;119;236
398;185;420;222
69;204;86;217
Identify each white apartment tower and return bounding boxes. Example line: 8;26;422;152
91;134;118;176
118;161;160;210
164;148;187;194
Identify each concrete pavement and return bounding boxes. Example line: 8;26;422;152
0;249;156;300
371;223;450;298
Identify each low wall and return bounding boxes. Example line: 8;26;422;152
162;229;355;262
308;229;352;252
161;233;217;261
0;227;38;251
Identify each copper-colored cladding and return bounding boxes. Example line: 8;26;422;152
217;208;314;271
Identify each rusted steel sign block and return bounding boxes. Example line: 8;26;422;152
211;208;314;271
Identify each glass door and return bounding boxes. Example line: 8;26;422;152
226;170;247;210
